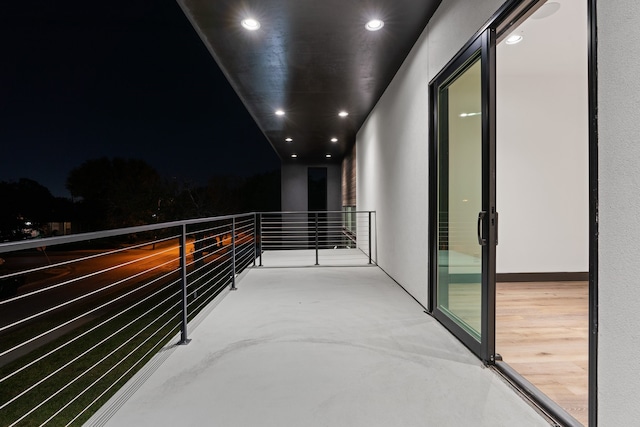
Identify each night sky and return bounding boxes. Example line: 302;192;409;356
0;0;280;198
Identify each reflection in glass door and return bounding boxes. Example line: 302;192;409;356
437;57;483;341
430;31;496;362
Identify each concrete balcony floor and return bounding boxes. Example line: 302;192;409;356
89;251;550;427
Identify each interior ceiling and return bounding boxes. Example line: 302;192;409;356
498;0;587;77
178;0;442;164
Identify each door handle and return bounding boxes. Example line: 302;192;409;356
494;211;498;245
477;211;487;246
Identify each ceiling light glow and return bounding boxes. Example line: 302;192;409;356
331;138;338;143
275;110;285;116
285;137;293;142
241;18;261;31
326;154;332;158
291;154;298;158
505;34;523;45
338;111;349;117
365;19;384;31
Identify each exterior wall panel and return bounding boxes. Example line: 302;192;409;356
356;0;504;307
358;0;640;423
597;1;640;424
281;163;341;212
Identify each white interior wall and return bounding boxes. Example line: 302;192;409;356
598;1;640;424
496;73;589;273
357;0;504;306
495;0;589;274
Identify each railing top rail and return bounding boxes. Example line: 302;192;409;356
0;212;255;255
259;210;375;215
0;210;376;255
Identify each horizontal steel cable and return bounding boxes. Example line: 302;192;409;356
0;274;180;383
0;256;180;355
63;323;180;427
188;261;232;291
41;317;180;426
0;252;181;333
0;240;179;306
186;265;232;307
0;235;179;283
2;297;181;416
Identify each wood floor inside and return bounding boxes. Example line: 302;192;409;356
496;281;589;426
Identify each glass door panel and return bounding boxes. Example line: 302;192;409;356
437;57;483;341
430;30;496;362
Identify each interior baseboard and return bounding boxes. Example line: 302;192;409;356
496;272;588;282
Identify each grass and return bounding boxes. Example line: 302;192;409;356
0;254;246;426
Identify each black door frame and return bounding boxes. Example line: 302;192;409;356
428;29;497;363
428;0;598;425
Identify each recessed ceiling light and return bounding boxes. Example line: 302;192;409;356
338;111;349;117
505;34;523;45
325;154;332;158
331;137;338;143
275;110;285;116
291;154;297;158
241;18;261;31
285;137;293;142
365;19;384;31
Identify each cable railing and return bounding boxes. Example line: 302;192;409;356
0;210;375;425
257;210;376;266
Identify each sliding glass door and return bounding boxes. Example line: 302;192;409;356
430;30;497;363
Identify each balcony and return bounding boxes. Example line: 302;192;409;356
0;212;549;426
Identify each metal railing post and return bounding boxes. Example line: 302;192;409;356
368;211;372;264
253;213;257;267
259;213;263;267
231;217;237;290
179;224;190;344
315;212;319;265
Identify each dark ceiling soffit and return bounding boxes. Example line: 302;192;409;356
176;1;282;161
178;0;443;163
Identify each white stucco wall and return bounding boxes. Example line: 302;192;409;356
357;0;504;306
598;1;640;424
357;0;640;422
263;0;640;423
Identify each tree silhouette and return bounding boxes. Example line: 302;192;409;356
67;157;163;230
0;178;74;240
